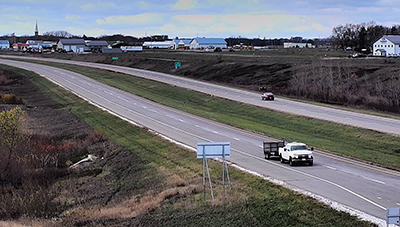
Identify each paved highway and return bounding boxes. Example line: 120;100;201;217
1;55;400;136
0;58;399;225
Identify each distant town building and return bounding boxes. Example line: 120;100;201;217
283;42;315;48
85;40;109;53
57;39;85;53
26;40;43;52
373;35;400;57
142;41;171;49
0;40;10;49
170;39;191;50
189;38;227;49
12;43;29;51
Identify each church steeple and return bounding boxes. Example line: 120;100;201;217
35;21;39;36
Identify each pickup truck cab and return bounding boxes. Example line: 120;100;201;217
279;142;313;166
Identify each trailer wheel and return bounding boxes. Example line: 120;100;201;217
280;155;284;163
266;153;271;159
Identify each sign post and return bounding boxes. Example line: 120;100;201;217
197;142;231;200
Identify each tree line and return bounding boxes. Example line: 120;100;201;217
331;21;400;52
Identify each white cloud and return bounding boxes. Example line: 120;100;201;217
162;13;332;38
81;2;116;11
172;0;198;10
96;13;164;25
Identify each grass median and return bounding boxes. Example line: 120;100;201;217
22;60;400;171
0;63;377;226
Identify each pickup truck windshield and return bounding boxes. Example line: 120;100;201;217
291;145;308;151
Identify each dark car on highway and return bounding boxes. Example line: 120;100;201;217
261;92;274;101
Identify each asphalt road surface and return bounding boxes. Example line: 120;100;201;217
2;55;400;136
0;58;399;225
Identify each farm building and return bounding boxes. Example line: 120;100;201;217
0;40;10;49
170;39;191;50
85;40;109;53
142;41;171;49
284;42;315;48
373;35;400;57
57;39;85;53
189;38;227;50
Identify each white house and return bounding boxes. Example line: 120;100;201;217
373;35;400;57
0;40;10;49
57;39;86;53
189;38;227;50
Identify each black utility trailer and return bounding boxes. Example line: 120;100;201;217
263;141;284;159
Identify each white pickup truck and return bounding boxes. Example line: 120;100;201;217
279;142;314;166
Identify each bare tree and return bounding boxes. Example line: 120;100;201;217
42;30;73;38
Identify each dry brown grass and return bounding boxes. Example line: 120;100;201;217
0;219;56;227
76;184;201;220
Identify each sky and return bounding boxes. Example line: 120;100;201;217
1;0;400;39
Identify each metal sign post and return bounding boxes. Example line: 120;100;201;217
197;142;231;201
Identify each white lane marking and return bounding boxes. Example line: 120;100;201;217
104;90;113;95
397;203;400;206
150;109;157;113
377;197;382;200
166;114;170;117
143;106;147;109
213;130;218;134
195;125;200;127
324;165;337;170
133;103;137;105
234;137;240;141
370;179;386;185
179;119;184;122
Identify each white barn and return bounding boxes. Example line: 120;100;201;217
284;42;315;48
57;39;86;53
0;40;10;49
142;41;171;49
373;35;400;57
189;38;227;50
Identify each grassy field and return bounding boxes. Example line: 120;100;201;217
0;64;378;226
25;60;400;171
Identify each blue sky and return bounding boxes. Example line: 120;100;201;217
1;0;399;39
